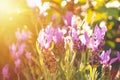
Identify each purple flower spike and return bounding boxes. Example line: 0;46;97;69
18;43;26;55
25;52;31;61
38;29;45;48
70;28;79;43
80;32;90;46
90;25;107;50
45;25;54;43
10;43;26;59
71;15;77;29
110;51;120;64
116;51;120;61
68;27;80;50
15;29;31;41
101;26;107;39
2;64;9;79
92;25;101;50
63;11;73;26
53;26;63;44
100;49;111;65
109;57;118;65
84;32;90;45
38;29;49;50
15;59;21;68
38;25;54;50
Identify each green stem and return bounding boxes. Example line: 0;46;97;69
29;63;36;80
70;52;76;66
68;52;76;80
39;56;47;80
92;68;96;80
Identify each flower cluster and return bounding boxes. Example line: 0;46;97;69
2;29;32;80
36;11;120;80
1;0;120;80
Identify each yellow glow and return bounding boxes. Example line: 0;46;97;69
0;0;25;14
0;0;29;26
0;0;28;14
0;0;30;43
0;1;14;13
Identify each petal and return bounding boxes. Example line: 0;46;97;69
84;32;90;45
117;51;120;61
63;11;73;26
109;57;118;64
2;64;9;77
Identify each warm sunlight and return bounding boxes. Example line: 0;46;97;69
0;0;28;14
0;0;120;80
0;0;17;14
0;0;30;48
0;0;29;27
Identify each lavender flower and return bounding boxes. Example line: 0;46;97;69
14;59;22;74
69;28;78;43
2;65;9;79
116;51;120;61
43;50;57;73
10;43;26;59
53;26;63;44
80;32;90;46
100;49;111;65
25;52;31;61
15;29;31;41
15;59;21;68
68;27;80;51
52;26;65;56
37;29;46;48
71;15;77;29
45;25;54;43
63;11;73;26
109;51;120;64
90;25;107;51
38;25;54;50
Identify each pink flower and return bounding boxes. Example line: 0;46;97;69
14;59;22;74
37;25;54;50
25;52;31;61
68;27;80;50
38;29;51;50
109;51;120;64
15;59;21;68
2;64;9;79
100;49;120;65
71;15;77;29
45;25;54;43
116;51;120;61
100;49;111;65
53;26;63;44
90;25;107;51
10;43;26;59
63;11;73;26
80;32;90;46
15;29;31;41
